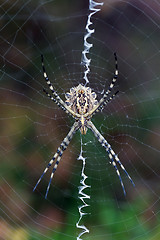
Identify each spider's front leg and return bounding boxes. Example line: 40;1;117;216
87;121;135;195
43;88;74;118
41;55;80;119
41;55;66;108
95;90;119;114
84;53;119;118
33;121;79;199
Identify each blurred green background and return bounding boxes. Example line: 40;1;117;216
0;0;160;239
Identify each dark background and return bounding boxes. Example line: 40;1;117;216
0;0;160;239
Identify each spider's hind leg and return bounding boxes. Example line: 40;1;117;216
87;120;135;196
114;154;135;187
33;152;58;192
106;146;135;194
41;54;67;109
45;155;62;199
108;152;126;195
104;52;119;96
33;122;79;199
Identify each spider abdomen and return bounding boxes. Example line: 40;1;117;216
65;84;98;115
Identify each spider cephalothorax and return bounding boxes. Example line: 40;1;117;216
33;53;135;199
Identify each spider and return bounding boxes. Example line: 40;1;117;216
33;53;135;199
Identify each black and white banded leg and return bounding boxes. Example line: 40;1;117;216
94;90;119;115
41;55;68;109
97;52;118;104
41;55;81;119
84;53;119;118
87;121;135;195
43;88;74;117
33;122;79;199
98;52;118;103
105;52;118;96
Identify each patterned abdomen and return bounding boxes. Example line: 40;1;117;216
65;84;98;115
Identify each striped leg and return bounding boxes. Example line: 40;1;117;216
33;152;58;192
41;55;66;108
43;88;72;117
114;155;135;187
41;55;81;119
104;144;135;194
108;151;126;195
93;52;118;105
87;121;135;195
44;122;79;199
45;155;62;199
104;52;118;96
84;53;119;118
33;122;79;198
94;90;119;115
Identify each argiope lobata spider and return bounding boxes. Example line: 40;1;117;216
33;53;135;199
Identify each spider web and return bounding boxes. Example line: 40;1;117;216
0;0;160;239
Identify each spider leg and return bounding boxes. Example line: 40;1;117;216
94;90;119;115
41;55;66;106
87;121;135;195
108;152;126;195
41;55;81;119
33;122;79;198
104;52;118;96
114;155;135;187
84;53;119;118
43;88;73;117
33;152;58;192
45;155;62;199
